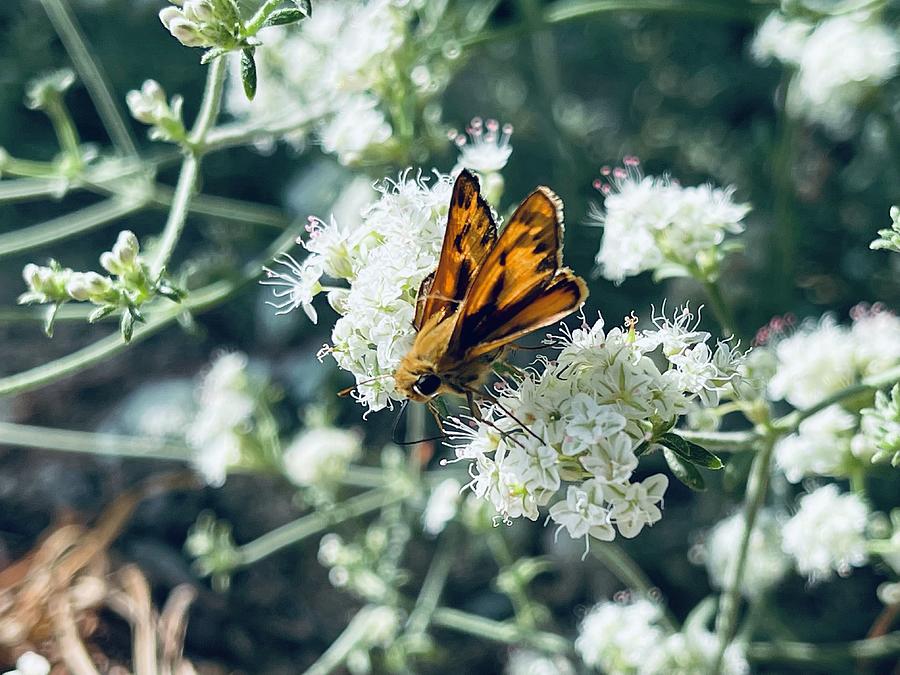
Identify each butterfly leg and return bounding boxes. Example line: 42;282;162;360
463;385;545;446
466;391;483;421
426;400;447;433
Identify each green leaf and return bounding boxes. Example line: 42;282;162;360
43;303;62;338
664;448;706;491
292;0;312;16
263;8;307;27
88;304;116;324
120;310;136;342
241;48;257;100
201;47;228;65
659;432;724;469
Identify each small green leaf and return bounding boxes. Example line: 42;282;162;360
120;310;136;342
659;432;724;469
263;8;306;27
200;47;228;65
88;304;116;323
43;303;62;338
241;48;257;100
664;448;706;491
292;0;312;16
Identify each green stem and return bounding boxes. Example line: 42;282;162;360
431;607;572;655
201;106;328;152
39;0;140;160
676;429;756;451
0;197;144;258
746;631;900;664
246;0;291;34
0;226;298;397
593;543;678;632
150;57;227;278
235;489;404;567
303;606;377;675
0;178;68;203
150;188;289;229
406;531;456;637
711;434;776;674
0;421;189;462
702;277;736;338
44;96;82;163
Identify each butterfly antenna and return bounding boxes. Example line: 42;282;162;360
392;400;449;445
465;385;546;446
337;373;392;398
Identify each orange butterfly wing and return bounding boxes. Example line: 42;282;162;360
414;170;497;330
448;186;588;359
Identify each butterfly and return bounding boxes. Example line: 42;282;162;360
392;169;588;415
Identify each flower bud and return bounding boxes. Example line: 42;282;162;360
126;80;168;124
112;230;140;265
66;271;112;301
182;0;215;25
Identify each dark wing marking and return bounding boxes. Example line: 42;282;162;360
419;169;497;326
449;186;586;358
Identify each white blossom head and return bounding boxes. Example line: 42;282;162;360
702;509;789;597
505;649;575;675
450;117;514;174
782;484;870;580
422;478;463;535
575;596;667;672
282;426;362;489
591;157;749;283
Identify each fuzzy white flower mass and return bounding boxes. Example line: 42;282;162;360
752;12;899;134
591;158;749;284
422;478;463;535
186;352;256;487
774;406;858;483
704;510;789;597
448;307;744;543
506;649;575;675
282;426;362;488
782;484;870;580
767;306;900;409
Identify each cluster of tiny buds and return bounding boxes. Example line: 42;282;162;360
849;301;889;321
753;313;797;346
592;155;645;195
447;117;513;149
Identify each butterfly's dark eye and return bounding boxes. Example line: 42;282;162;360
413;373;441;398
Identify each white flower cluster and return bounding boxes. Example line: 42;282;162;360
449;307;744;544
186;352;257;486
422;478;463;536
872;205;900;253
591;158;749;284
2;653;50;675
266;170;452;410
506;649;575;675
768;306;900;409
576;597;748;675
781;484;870;580
225;1;477;163
703;510;789;598
860;384;900;467
282;425;362;489
752;12;899;134
774;406;871;483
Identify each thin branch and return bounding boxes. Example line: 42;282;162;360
235;489;404;568
431;607;572;655
303;607;379;675
150;187;289;229
0;225;298;397
0;197;144;258
0;177;69;203
747;631;900;664
39;0;140;160
0;421;190;462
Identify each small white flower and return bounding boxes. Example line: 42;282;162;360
186;352;256;487
606;474;669;539
282;426;362;488
3;652;51;675
576;597;666;673
318;94;392;165
422;478;462;535
548;481;615;543
704;510;789;597
775;406;856;482
560;393;627;456
506;649;575;675
750;12;813;65
579;432;638;485
782;484;870;580
450;117;514;174
644;628;749;675
261;254;324;322
592;158;749;283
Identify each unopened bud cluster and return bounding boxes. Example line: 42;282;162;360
159;0;238;49
19;230;184;340
126;80;186;143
